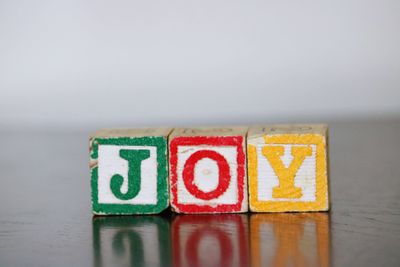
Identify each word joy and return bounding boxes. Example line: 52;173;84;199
90;125;329;215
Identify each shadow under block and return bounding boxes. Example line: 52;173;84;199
247;124;329;212
89;128;171;215
169;127;248;213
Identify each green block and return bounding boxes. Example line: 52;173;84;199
90;128;171;215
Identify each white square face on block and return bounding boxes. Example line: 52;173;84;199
176;146;238;205
97;145;158;205
257;144;317;202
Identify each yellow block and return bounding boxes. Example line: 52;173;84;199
247;124;329;212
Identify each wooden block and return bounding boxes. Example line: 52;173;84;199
93;216;171;266
172;215;249;267
89;128;171;215
169;127;248;213
247;124;329;212
250;213;330;267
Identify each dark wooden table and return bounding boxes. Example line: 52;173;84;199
1;120;399;267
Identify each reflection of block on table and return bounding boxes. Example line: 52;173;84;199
250;213;330;267
172;215;249;267
169;127;248;213
90;128;171;215
247;124;329;212
92;216;171;267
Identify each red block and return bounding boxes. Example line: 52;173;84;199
169;127;248;213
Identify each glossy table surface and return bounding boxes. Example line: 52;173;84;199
1;120;399;267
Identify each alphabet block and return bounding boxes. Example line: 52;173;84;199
90;128;171;215
169;127;248;213
247;124;329;212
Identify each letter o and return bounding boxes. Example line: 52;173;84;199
182;150;231;200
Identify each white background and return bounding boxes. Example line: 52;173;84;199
1;0;399;129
